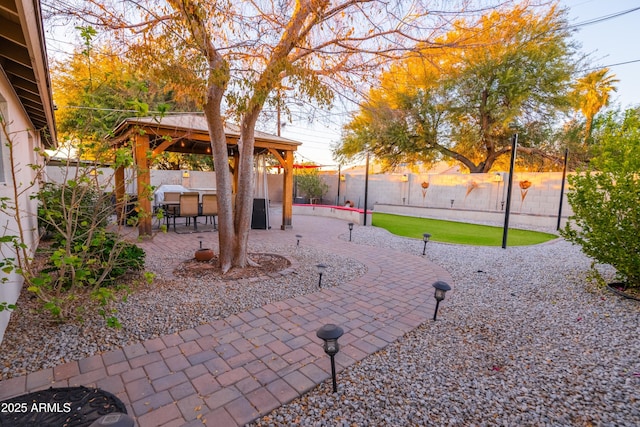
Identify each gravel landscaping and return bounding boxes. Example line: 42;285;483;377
1;220;639;426
248;226;640;427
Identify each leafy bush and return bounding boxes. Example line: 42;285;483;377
561;108;640;287
38;181;112;240
296;169;329;202
30;176;146;322
1;65;149;324
102;235;146;280
38;231;145;286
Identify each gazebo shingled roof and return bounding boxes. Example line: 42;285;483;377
110;114;301;154
109;114;299;235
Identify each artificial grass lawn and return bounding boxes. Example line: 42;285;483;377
372;213;558;246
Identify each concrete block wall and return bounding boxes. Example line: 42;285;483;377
157;170;217;190
267;174;283;202
292;205;372;226
45;167;218;194
321;171;572;219
44;166;572;222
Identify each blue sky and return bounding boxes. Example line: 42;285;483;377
561;0;640;108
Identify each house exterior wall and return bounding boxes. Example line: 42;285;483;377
0;77;45;343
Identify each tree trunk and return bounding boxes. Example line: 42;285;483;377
179;0;322;273
231;116;259;269
203;86;237;273
584;116;593;146
204;98;262;272
468;164;485;173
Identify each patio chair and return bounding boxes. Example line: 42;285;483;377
174;193;200;232
181;191;200;198
201;194;218;230
182;192;201;227
161;192;181;227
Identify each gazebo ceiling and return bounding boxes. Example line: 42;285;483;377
109;114;301;155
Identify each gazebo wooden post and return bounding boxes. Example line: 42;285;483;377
114;165;125;224
281;150;294;229
135;133;153;237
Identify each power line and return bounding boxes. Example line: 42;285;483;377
582;58;640;72
568;6;640;28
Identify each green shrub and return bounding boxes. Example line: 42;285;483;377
102;235;146;280
296;169;329;202
561;108;640;287
37;181;112;241
31;178;146;321
1;97;148;325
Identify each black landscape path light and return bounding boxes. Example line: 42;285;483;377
316;324;344;392
295;234;302;247
348;222;354;241
316;263;327;288
422;233;431;256
432;280;451;321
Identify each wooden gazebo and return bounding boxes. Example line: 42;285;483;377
108;114;300;236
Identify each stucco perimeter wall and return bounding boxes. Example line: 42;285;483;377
154;170;217;191
43;168;572;226
324;171;573;221
45;167;218;194
45;168;279;203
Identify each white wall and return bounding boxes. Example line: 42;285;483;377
0;78;45;343
152;169;217;191
319;171;572;220
43;166;572;221
374;204;567;231
45;167;218;195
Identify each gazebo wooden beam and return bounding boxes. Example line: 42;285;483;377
232;150;239;195
268;148;285;166
152;137;181;157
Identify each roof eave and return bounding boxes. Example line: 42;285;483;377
14;0;57;147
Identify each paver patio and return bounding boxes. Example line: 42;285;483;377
0;213;452;426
